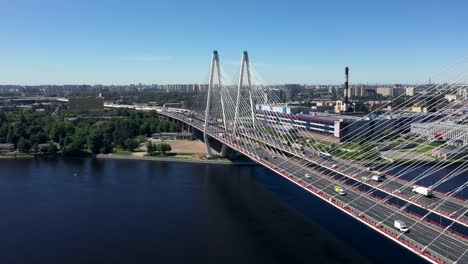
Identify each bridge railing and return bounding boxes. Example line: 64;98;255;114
331;197;451;264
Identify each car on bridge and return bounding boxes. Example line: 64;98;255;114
334;186;346;195
319;152;333;160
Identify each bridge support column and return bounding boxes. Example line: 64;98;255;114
219;76;228;157
244;52;256;128
220;144;227;157
233;51;255;134
203;50;221;158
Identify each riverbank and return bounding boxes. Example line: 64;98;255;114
0;153;34;159
96;153;256;165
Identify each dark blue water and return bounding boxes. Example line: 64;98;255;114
0;158;424;264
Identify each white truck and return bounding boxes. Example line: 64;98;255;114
371;173;382;182
412;186;432;197
371;175;381;182
394;220;409;232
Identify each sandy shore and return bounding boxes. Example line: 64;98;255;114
133;139;219;157
147;139;218;154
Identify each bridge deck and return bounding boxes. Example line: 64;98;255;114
223;123;468;227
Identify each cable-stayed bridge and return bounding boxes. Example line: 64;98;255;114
107;51;468;263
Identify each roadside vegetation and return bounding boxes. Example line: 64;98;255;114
0;108;179;156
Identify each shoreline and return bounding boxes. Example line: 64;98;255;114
95;153;256;165
1;153;465;165
0;154;35;159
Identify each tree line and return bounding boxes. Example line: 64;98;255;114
0;108;179;156
146;142;172;155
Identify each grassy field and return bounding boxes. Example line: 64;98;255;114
113;148;133;156
400;141;457;153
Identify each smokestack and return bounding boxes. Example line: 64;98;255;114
344;67;349;106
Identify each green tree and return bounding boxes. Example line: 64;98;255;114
88;132;104;154
146;142;156;155
124;138;138;151
30;132;48;145
6;126;18;144
62;137;85;156
0;124;9;142
157;143;172;154
63;136;73;147
100;139;113;154
50;123;65;142
17;137;31;153
140;122;152;136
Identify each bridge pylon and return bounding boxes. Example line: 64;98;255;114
233;51;256;136
204;50;228;158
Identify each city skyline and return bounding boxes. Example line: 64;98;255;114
1;0;467;85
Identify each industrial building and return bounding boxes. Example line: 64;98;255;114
255;104;415;142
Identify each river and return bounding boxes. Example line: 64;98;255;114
0;157;425;264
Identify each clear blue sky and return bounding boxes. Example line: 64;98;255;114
0;0;467;85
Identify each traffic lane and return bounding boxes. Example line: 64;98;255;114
304;148;465;206
421;197;466;214
277;167;466;261
337;161;466;211
298;163;466;245
350;195;467;256
272;155;467;254
297;169;467;260
302;154;467;219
